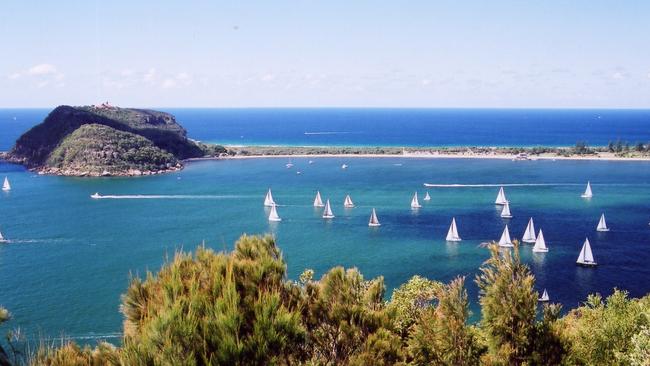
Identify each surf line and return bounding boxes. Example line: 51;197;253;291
422;183;581;188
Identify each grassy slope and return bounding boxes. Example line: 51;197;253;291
46;124;178;173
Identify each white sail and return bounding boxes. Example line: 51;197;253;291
344;194;355;208
500;202;512;218
498;225;514;247
264;189;276;207
368;208;381;227
596;213;609;232
313;191;324;207
446;217;461;241
576;238;597;266
495;186;508;205
268;204;282;222
532;229;548;252
2;177;10;191
423;192;431;201
323;199;335;219
522;218;536;243
539;289;550;302
581;181;593;198
411;192;422;209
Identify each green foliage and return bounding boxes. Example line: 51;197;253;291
561;289;650;365
626;326;650;366
406;276;483;366
15;235;650;366
574;141;594;155
8;105;205;170
119;235;305;365
30;341;118;366
46;124;178;174
475;243;539;365
388;275;440;337
299;266;402;365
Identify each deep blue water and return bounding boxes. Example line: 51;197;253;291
1;108;650;150
1;108;650;344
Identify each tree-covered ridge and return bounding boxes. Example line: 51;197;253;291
2;236;648;365
6;105;210;175
46;124;179;175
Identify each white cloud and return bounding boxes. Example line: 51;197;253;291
261;73;276;82
612;72;624;79
27;63;59;76
8;63;65;88
175;72;192;86
161;78;177;89
143;68;157;83
420;78;431;86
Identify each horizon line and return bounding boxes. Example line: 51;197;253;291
2;106;650;110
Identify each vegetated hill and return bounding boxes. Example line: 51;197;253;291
45;124;179;175
5;105;221;175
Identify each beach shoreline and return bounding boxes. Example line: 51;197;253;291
185;146;650;163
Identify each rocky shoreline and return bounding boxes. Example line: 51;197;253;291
33;164;184;177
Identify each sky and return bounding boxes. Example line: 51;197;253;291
1;1;650;108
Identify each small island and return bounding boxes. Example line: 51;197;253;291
2;103;226;176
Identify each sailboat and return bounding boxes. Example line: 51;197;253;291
344;194;355;208
423;192;431;201
368;208;381;227
268;204;282;222
500;202;513;218
498;225;514;247
2;177;10;191
410;192;422;209
522;218;536;243
313;191;324;207
0;230;7;243
322;199;335;219
90;192;102;199
596;213;609;232
581;181;593;198
446;217;461;242
538;289;550;302
576;238;597;266
495;186;508;205
264;189;276;207
532;229;548;252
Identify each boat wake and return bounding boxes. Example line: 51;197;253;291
423;183;580;188
91;194;245;200
304;131;353;135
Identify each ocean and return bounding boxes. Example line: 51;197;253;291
2;108;650;150
1;108;650;343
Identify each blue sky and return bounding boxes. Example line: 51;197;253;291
1;1;649;108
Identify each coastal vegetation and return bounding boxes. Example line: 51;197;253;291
226;143;650;160
1;235;648;365
4;105;211;176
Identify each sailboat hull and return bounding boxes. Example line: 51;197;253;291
368;223;381;227
596;228;610;232
576;261;597;267
532;248;548;253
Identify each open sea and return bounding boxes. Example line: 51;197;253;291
1;108;650;343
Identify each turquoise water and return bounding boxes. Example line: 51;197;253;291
1;157;650;342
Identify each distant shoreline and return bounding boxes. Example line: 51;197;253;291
187;144;650;163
